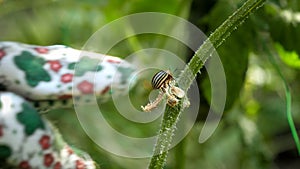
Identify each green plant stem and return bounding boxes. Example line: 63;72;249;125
174;138;186;169
148;0;266;168
263;39;300;155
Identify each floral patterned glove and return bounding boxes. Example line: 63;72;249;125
0;41;137;168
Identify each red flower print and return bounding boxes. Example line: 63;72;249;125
77;80;94;94
61;73;73;83
53;162;62;169
101;86;110;95
62;146;74;157
34;47;49;54
39;135;51;150
76;159;86;169
48;60;62;72
0;49;6;60
58;94;72;100
19;161;31;169
44;153;54;167
66;146;74;155
106;58;121;64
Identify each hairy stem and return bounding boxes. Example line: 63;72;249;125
148;0;267;168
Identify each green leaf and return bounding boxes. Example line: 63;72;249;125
201;34;249;111
275;43;300;69
200;0;253;110
264;3;300;56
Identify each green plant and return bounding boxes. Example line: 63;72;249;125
149;0;272;168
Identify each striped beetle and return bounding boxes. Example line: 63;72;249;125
151;70;173;89
141;70;186;112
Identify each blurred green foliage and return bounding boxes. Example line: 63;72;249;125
1;0;300;168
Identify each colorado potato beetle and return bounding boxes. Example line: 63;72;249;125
142;70;187;112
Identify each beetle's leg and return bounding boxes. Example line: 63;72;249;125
167;94;179;107
170;86;185;98
141;91;165;112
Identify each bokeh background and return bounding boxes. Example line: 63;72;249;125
0;0;300;168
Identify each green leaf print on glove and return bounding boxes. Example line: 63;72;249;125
0;84;6;91
117;67;135;85
0;145;12;161
68;56;103;76
17;103;45;136
14;51;51;87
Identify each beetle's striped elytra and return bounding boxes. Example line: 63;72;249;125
151;70;173;89
142;70;188;112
